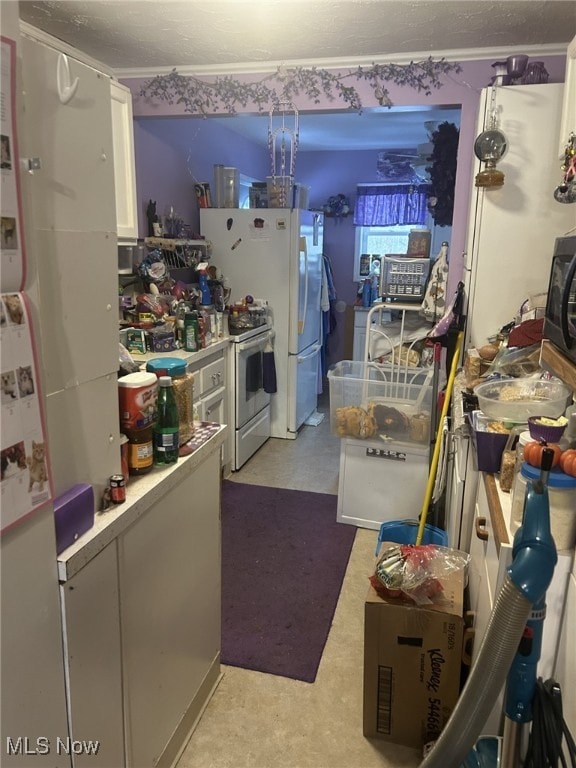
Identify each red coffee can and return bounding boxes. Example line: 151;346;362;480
110;474;126;504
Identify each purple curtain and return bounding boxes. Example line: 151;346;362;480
353;184;430;226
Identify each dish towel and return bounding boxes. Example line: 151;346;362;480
263;349;277;394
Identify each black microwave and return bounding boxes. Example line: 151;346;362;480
543;235;576;363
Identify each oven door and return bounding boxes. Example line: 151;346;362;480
235;330;271;428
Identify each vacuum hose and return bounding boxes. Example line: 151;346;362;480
420;574;532;767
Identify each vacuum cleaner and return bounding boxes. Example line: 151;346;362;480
420;448;559;767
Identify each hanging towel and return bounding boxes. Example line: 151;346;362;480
263;349;277;394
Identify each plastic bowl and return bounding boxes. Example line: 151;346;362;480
527;416;567;443
474;378;572;422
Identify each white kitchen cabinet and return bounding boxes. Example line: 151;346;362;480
21;34;116;234
554;562;576;739
119;448;221;767
197;385;226;425
46;374;121;501
110;79;139;241
33;229;119;394
188;344;229;469
467;474;574;736
59;542;124;768
21;30;119;501
58;430;226;768
131;341;231;471
467;477;508;736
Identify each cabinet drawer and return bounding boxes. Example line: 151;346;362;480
200;355;226;396
196;386;225;424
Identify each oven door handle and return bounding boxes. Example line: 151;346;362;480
237;335;269;353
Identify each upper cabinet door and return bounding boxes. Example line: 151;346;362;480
558;35;576;158
110;80;138;241
21;35;116;234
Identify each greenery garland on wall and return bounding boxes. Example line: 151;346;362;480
140;58;462;115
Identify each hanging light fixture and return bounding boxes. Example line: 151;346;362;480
268;101;299;207
474;84;508;188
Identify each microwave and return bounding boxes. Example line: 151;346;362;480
543;235;576;363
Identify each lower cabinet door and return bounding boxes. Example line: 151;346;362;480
60;543;125;767
118;452;221;767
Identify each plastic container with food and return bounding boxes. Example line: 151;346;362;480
474;377;572;422
527;415;568;443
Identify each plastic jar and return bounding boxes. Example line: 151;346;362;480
146;358;194;445
124;425;154;475
513;430;532;477
118;372;158;430
510;462;576;549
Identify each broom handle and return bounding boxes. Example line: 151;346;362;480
415;331;464;546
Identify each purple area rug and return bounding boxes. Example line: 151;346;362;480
221;481;356;683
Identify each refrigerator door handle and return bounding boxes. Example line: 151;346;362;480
297;342;322;362
298;236;308;335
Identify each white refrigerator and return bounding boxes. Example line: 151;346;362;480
201;208;324;439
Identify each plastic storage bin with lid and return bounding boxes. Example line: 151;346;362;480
510;462;576;549
146;358;194;446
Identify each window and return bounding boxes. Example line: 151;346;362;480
353;225;413;280
353;183;431;281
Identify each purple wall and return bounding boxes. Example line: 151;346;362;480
133;118;270;236
127;54;566;366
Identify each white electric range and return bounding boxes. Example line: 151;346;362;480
228;323;274;470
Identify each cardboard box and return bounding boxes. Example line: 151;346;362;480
363;557;464;750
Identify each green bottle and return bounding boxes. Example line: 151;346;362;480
184;311;199;352
153;376;179;465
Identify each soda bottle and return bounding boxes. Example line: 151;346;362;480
153;376;179;465
184;311;199;352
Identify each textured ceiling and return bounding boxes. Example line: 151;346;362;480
17;0;576;73
16;0;574;152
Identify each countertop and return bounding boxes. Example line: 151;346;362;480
130;338;230;366
57;424;227;582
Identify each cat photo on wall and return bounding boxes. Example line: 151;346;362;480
1;370;18;405
27;440;48;493
17;365;34;397
0;217;18;250
1;442;26;481
4;294;24;325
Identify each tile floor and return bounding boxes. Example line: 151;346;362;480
176;391;421;768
